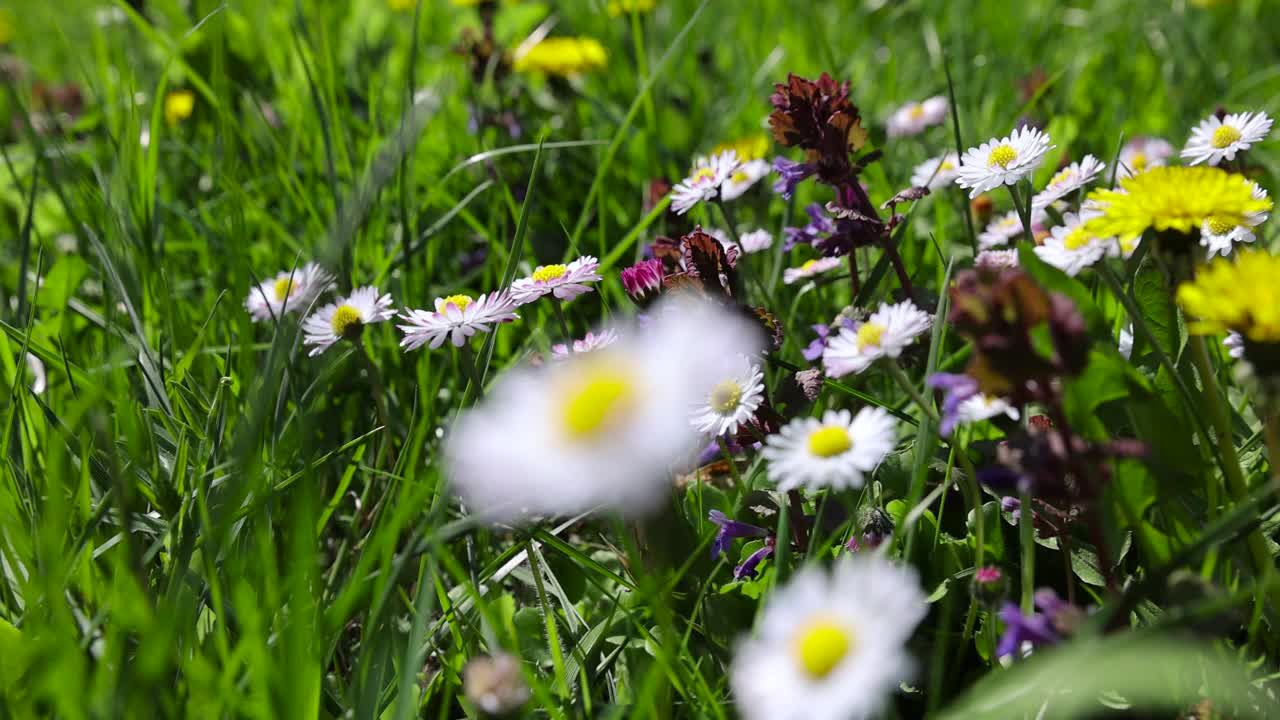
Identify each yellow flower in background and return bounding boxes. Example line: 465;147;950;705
607;0;655;16
387;0;416;9
1177;250;1280;343
0;8;14;46
1082;166;1272;245
514;37;607;77
712;134;771;163
164;90;195;126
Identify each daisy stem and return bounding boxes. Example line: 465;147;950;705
773;491;792;584
549;300;572;345
526;539;572;698
1006;183;1034;244
458;343;486;402
716;436;746;491
885;360;939;424
355;341;393;450
1019;488;1035;614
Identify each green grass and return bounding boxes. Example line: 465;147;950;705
3;0;1280;717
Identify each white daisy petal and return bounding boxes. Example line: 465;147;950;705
301;285;395;357
246;262;335;323
671;150;740;215
822;300;931;378
1117;136;1174;179
955;394;1020;425
762;407;897;492
1033;210;1114;277
1030;154;1106;210
1181;111;1273;166
737;229;774;254
398;291;520;352
690;355;765;438
886;95;948;138
551;328;620;360
510;256;602;306
1199;182;1269;257
783;257;842;285
955;126;1055;198
720;159;772;201
909;153;960;191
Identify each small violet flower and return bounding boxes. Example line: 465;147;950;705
707;510;769;562
772;156;818;199
926;372;980;437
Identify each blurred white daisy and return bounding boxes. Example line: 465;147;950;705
762;407;896;492
302;286;396;357
783;257;842;285
978;211;1026;249
551;328;619;359
1119;324;1134;360
1182;111;1273;166
730;555;926;720
975;249;1019;270
671;150;740;214
246;262;334;322
399;292;520;351
1224;331;1245;359
511;256;602;305
445;296;764;523
909;153;960;190
721;159;772;201
1034;211;1114;277
955;126;1055;198
824;300;931;378
1200;181;1269;257
737;229;774;254
1118;136;1174;178
886;96;948;137
956;394;1019;425
690;355;765;437
1031;154;1106;210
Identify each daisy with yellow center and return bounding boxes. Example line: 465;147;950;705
1118;136;1174;179
1031;155;1106;210
671;150;741;214
887;96;948;137
690;355;765;437
1181;110;1273;166
712;134;770;163
978;209;1047;249
910;153;960;191
164;90;195;127
398;291;519;351
551;328;620;360
1177;249;1280;345
1034;209;1120;277
444;296;764;523
783;256;842;285
823;300;932;378
513;37;607;77
730;556;926;720
762;407;896;492
1200;181;1270;257
720;158;773;201
510;256;602;305
245;262;335;323
1082;166;1273;246
301;286;396;356
955;127;1055;198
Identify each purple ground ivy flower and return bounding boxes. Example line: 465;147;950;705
772;156;817;199
707;510;768;562
926;372;980;437
996;589;1078;660
735;536;775;579
783;203;836;250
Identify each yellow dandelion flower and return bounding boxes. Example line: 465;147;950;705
514;37;607;77
712;134;771;162
1082;166;1272;245
1177;250;1280;343
607;0;655;16
164;90;195;127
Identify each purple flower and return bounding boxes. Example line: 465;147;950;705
996;589;1075;659
707;510;768;561
1000;496;1022;523
620;259;664;302
803;324;831;362
772;156;818;199
926;372;980;437
735;536;775;579
783;203;836;250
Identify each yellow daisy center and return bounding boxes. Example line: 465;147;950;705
939;160;955;171
1211;125;1242;149
273;277;295;300
908;104;925;120
1130;152;1148;172
856;321;886;350
440;294;474;311
1049;167;1074;186
709;380;743;414
330;305;363;338
794;618;854;679
988;144;1018;169
801;259;820;272
532;264;568;282
561;366;636;440
730;170;750;183
1063;226;1093;251
807;426;852;458
693;167;718;183
1205;215;1235;235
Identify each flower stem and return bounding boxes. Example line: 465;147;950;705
458;342;486;403
549;300;572;346
1019;488;1035;614
355;340;393;455
1006;183;1034;244
716;436;747;492
885;359;940;424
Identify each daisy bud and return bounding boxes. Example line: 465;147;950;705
620;259;664;304
462;653;531;716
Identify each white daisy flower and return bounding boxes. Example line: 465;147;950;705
1181;111;1273;166
720;159;772;201
671;150;740;214
1118;136;1174;178
1200;182;1269;257
399;292;520;351
730;555;926;720
690;355;765;438
783;257;842;285
510;256;602;305
886;96;948;137
823;300;932;378
977;210;1026;249
1031;154;1106;210
909;153;960;190
245;262;335;322
955;126;1055;198
762;407;897;492
551;328;619;359
956;394;1020;426
1119;324;1134;360
301;286;396;357
445;296;764;523
975;249;1019;270
1224;331;1245;359
737;229;774;254
1033;211;1115;277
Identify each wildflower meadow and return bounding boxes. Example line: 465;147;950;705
5;0;1280;717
